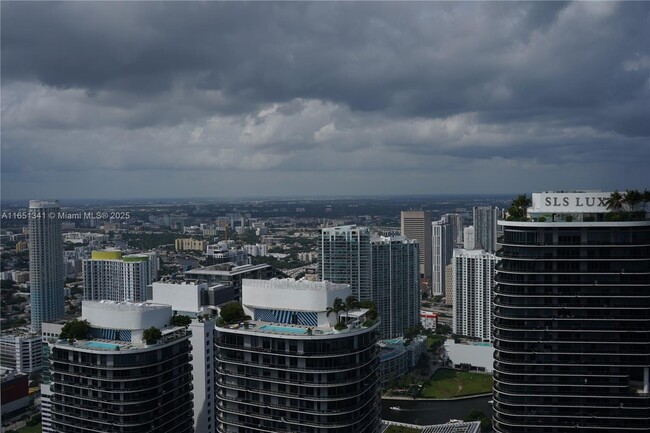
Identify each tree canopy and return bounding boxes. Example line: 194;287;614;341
219;302;247;324
143;326;162;344
59;319;91;340
171;314;192;327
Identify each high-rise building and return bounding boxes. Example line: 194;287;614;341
370;235;420;338
493;191;650;432
473;206;498;253
321;225;373;301
29;200;64;333
83;250;154;302
452;248;498;341
463;226;475;250
320;226;420;338
444;264;454;306
401;211;432;278
445;213;464;246
151;281;217;433
215;279;381;433
45;301;194;433
431;218;455;297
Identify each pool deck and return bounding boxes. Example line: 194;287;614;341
221;319;374;337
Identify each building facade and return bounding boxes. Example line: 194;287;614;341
492;191;650;432
400;211;432;278
320;226;420;338
150;281;217;433
46;301;194;433
452;248;498;341
473;206;498;253
29;200;65;333
0;332;43;374
83;250;154;302
215;279;381;433
432;218;455;297
370;236;420;338
176;238;207;252
320;225;372;301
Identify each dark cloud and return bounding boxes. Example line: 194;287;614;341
1;1;648;199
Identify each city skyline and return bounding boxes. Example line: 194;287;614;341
2;2;648;200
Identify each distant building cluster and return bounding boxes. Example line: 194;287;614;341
1;190;647;433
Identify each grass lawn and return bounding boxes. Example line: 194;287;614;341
420;368;493;398
18;423;42;433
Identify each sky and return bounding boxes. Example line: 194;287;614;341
1;1;649;200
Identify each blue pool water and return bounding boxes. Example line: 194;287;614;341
85;341;120;350
473;342;492;347
259;325;308;334
382;338;404;345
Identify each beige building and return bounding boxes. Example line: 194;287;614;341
444;264;454;305
175;238;207;252
400;211;432;279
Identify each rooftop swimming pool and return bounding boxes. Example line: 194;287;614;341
258;325;308;335
473;342;492;347
84;341;120;350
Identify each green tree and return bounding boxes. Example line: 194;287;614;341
171;314;192;327
143;327;162;344
641;189;650;212
219;302;247;323
623;189;642;212
326;297;344;324
341;296;359;321
606;190;624;212
507;194;532;221
359;300;378;320
59;319;91;341
404;324;424;345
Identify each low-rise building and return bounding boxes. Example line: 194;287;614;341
0;330;43;374
443;339;494;373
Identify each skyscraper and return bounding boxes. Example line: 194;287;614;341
473;206;498;253
401;211;432;278
320;226;420;338
452;248;498;341
370;235;420;338
431;218;455;297
29;200;64;333
46;301;194;433
492;191;650;432
320;225;372;301
82;250;154;302
445;213;464;245
215;279;381;433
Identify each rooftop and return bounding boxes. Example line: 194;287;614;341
185;262;271;276
49;326;189;353
219;315;377;339
244;278;349;293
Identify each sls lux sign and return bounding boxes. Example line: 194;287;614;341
531;192;612;213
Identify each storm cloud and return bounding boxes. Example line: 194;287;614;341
1;1;648;199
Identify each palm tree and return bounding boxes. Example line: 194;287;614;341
642;189;650;213
606;190;624;212
326;297;344;324
508;194;531;220
623;189;642;213
341;296;359;323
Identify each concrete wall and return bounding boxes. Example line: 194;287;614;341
443;339;494;373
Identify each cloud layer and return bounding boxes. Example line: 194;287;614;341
2;2;648;199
